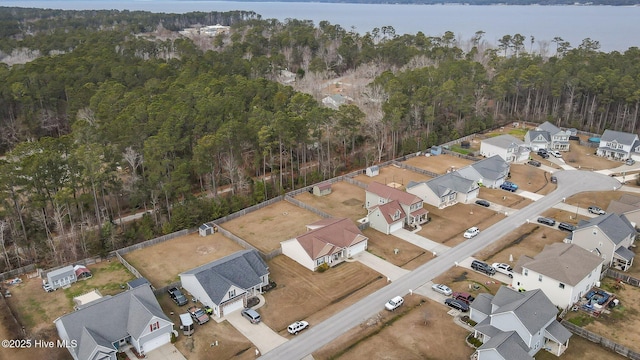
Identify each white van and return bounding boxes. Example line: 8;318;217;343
179;313;194;336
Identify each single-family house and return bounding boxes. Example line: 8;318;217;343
180;249;269;319
456;155;510;189
47;265;77;290
480;134;530;163
511;243;604;309
406;172;479;208
470;286;572;360
199;223;214;236
523;130;551;151
596;129;640;161
281;218;368;271
312;182;332;196
566;213;636;271
365;165;380;177
367;200;406;234
321;94;351;110
55;285;173;360
537;121;571;151
606;193;640;228
365;182;428;229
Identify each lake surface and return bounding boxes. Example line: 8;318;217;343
4;1;640;52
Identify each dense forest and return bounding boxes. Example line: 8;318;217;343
0;7;639;273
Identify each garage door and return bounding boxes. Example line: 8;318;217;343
389;221;403;233
222;298;244;316
142;332;170;353
349;242;367;257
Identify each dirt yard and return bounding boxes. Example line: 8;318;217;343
221;201;323;252
294;181;367;221
313;295;474;360
563;190;633;211
124;232;245;287
363;228;432;270
563;137;620;170
403;153;475;175
479;187;534;210
536;334;624;360
262;256;386;332
508;163;556;194
353;164;433;187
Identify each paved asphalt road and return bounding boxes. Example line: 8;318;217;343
259;170;621;360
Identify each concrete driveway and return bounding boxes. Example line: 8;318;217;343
126;344;186;360
353;251;409;281
391;229;450;255
225;310;288;355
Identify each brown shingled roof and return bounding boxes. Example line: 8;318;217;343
517;243;603;286
296;218;368;260
367;181;422;206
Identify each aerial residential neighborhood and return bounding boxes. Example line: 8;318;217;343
4;122;640;360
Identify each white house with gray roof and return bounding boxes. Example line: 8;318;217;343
596;129;640;161
456;155;510;189
511;243;603;309
537;121;571;151
470;286;571;360
47;265;77;290
54;285;173;360
607;193;640;228
406;172;479;208
180;249;269;319
523;130;551;151
480;134;530;163
565;213;636;271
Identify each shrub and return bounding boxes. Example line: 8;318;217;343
316;263;330;273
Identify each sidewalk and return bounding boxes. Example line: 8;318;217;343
352;251;410;281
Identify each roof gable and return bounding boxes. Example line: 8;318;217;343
601;129;639;146
371;200;406;225
537;121;561;135
468;155;510;181
525;130;551;143
366;182;421;206
483;134;524;148
296;218;367;259
425;172;477;196
492;288;557;335
576;213;635;245
519;243;603;286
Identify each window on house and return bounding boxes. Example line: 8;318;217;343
317;258;325;266
538;275;543;282
559;283;565;289
229;289;236;298
150;321;159;332
524;269;528;276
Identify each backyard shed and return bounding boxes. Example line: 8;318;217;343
366;165;380;177
430;146;442;155
73;265;92;280
199;223;214;237
46;265;77;290
313;182;332;196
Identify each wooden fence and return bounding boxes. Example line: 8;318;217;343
284;196;332;219
561;321;640;360
605;268;640;288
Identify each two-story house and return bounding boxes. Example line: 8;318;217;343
524;121;571;152
607;193;640;228
511;243;604;309
406;172;479;208
470;286;572;360
480;134;530;163
456;155;510;189
596;129;640;161
565;213;636;271
365;182;428;230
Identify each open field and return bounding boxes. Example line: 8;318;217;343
222;201;323;252
353;164;432;187
294;181;366;221
123;232;245;287
403;153;475;175
363;228;432;270
313;295;474;360
263;256;386;332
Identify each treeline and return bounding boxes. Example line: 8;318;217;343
0;8;639;272
260;0;640;5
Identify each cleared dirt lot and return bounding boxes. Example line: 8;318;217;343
479;187;533;209
353;164;432;187
222;201;323;252
294;181;367;221
403;153;475;174
564;138;620;170
564;190;632;211
124;232;245;287
508;163;556;194
363;228;431;270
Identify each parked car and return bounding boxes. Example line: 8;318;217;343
188;306;210;325
527;160;541;167
471;260;496;276
500;181;518;192
626;158;636;166
538;151;550;159
42;282;55;292
287;320;309;335
588;206;606;215
452;291;475;304
537;148;548;156
431;283;453;296
475;199;490;207
550;175;557;184
241;308;262;324
549;150;562;158
385;296;404;311
168;287;188;306
491;263;514;278
445;298;469;312
464;227;480;239
558;222;576;232
537;217;556;226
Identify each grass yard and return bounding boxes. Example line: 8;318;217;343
403;153;475;175
294;181;367;221
353;164;433;187
313;295;474;360
362;228;432;270
262;255;386;333
221;201;323;253
123;232;245;287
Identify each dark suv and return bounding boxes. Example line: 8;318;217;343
537;149;549;159
471;260;496;276
168;287;188;306
445;298;469;312
537;217;556;226
527;160;541;167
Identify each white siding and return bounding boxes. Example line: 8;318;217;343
139;327;172;354
348;241;367;257
368;208;392;234
281;239;315;271
407;183;443;208
491;313;532;347
571;228;614;266
480;142;508;162
180;274;213;308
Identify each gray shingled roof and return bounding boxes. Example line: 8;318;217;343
493;289;557;336
545;319;572;344
525;130;551;144
483;134;524;148
425;172;476;197
518;243;603;286
576;213;636;245
470;155;510;181
601;129;639;146
181;250;269;304
615;246;635;261
470;292;494;316
127;277;150;289
47;265;75;283
607;194;640;214
537;121;561;134
477;331;533;360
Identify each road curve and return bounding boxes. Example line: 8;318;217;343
259;170;621;360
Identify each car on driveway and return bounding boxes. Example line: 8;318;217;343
444;298;469;312
385;296;404;311
558;222;576;232
168;287;188;306
626;159;636;166
527;160;541;167
188;306;210;325
588;206;606;215
463;227;480;239
475;199;490;207
500;181;518;192
537;149;549;158
287;321;309;335
452;291;475;304
431;283;453;296
537;217;556;226
241;308;262;324
549;150;562;158
492;263;514;278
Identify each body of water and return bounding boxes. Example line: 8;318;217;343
3;1;639;52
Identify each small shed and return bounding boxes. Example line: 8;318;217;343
430;146;442;155
73;289;104;310
313;182;332;196
47;265;77;290
366;165;380;177
199;223;214;237
73;265;92;280
179;313;194;336
127;277;151;290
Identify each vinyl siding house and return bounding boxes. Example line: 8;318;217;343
523;130;551;151
54;285;173;360
537;121;571;151
480;134;530;163
607;194;640;228
367;200;406;234
470;286;572;360
565;213;636;271
511;243;604;309
47;265;77;290
180;250;269;319
281;218;368;271
456;155;510;189
596;129;640;161
406;172;479;208
365;182;428;230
